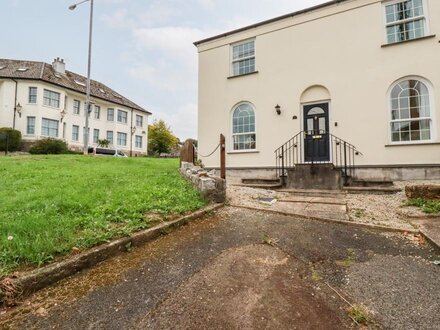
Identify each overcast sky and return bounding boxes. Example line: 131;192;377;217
1;0;327;140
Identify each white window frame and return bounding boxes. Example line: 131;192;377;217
230;39;256;77
72;125;79;141
383;0;429;44
43;89;61;108
94;105;101;120
136;114;143;127
28;87;37;104
106;130;114;145
117;110;128;124
73;99;81;115
41;118;59;137
26;116;36;135
107;108;114;121
93;129;100;144
230;102;257;152
135;135;143;148
117;132;127;146
387;76;436;145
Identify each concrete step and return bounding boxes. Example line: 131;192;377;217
349;180;394;187
278;196;347;206
343;186;401;194
232;183;283;189
241;178;281;185
277;189;346;199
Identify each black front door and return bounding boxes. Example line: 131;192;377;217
303;103;330;162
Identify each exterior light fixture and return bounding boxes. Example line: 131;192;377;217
131;127;136;135
60;109;67;122
275;104;281;115
15;103;22;117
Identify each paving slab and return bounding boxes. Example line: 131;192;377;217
0;207;438;330
410;217;440;251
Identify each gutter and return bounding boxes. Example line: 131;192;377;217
130;108;134;157
11;78;18;129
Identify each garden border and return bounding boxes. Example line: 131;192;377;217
0;203;223;306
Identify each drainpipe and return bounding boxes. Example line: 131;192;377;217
130;108;134;157
11;79;18;129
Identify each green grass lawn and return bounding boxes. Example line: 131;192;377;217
0;155;206;278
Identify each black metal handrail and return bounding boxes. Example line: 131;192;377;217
275;130;363;186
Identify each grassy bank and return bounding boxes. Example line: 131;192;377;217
0;156;206;277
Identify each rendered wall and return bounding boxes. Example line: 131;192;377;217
197;0;440;169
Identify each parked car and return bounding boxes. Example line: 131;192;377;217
87;147;128;157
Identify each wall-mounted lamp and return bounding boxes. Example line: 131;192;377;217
15;103;22;118
275;104;281;115
131;126;136;135
292;115;298;120
60;109;67;122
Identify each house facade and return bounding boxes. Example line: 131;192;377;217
195;0;440;183
0;58;151;156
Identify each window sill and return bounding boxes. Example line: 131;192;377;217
385;141;440;147
42;105;61;110
228;150;260;154
381;34;436;48
227;71;259;79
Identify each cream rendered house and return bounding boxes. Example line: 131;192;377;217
0;58;151;156
195;0;440;185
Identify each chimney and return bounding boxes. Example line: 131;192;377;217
52;57;66;75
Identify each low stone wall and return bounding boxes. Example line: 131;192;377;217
406;185;440;200
180;162;226;203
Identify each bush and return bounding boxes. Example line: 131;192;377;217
29;138;69;155
0;128;22;152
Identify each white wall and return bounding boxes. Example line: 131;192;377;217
0;79;149;155
197;0;440;169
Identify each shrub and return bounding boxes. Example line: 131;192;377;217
29;138;69;154
98;139;110;148
0;128;22;152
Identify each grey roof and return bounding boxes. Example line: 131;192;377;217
194;0;348;46
0;58;151;114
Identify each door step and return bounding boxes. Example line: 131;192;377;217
232;183;283;189
241;178;281;185
277;188;346;199
233;178;283;189
349;179;394;187
343;186;401;194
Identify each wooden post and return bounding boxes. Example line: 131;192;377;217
220;134;226;180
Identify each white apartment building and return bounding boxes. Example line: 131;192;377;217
195;0;440;183
0;58;151;156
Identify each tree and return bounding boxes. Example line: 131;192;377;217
148;120;179;155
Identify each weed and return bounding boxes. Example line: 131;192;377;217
262;234;279;247
309;262;322;282
348;304;369;324
335;248;356;268
353;208;365;218
406;198;440;214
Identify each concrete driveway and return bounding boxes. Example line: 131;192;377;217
1;207;439;329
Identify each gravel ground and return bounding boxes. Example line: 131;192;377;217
228;181;440;230
347;180;440;230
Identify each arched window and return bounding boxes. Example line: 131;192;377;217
390;79;432;142
232;103;256;150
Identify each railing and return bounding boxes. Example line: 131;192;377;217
275;130;362;186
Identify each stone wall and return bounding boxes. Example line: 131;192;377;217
180;162;226;203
